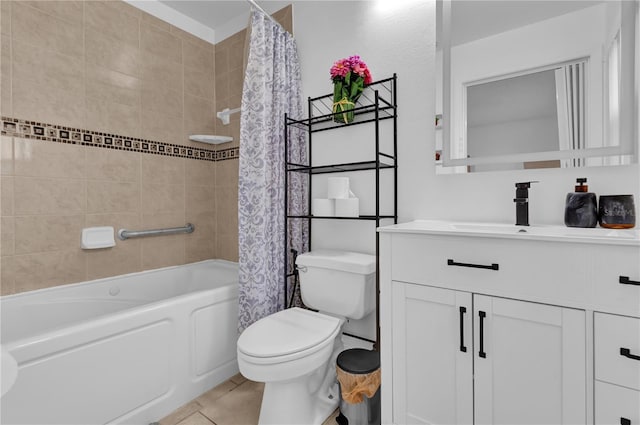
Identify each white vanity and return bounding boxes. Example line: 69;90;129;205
379;220;640;424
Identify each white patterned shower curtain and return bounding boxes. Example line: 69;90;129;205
237;10;308;332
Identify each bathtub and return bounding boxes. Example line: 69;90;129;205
0;260;239;425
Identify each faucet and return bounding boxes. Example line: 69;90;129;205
514;181;538;226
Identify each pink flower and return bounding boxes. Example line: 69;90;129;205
329;55;372;85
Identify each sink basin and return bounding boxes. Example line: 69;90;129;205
1;345;18;398
379;220;640;245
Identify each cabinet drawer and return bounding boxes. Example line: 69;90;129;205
595;381;640;425
390;234;590;304
595;313;640;390
593;245;640;316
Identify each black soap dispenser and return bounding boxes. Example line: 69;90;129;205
564;178;597;228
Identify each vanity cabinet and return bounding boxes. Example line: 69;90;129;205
391;282;586;425
378;221;640;425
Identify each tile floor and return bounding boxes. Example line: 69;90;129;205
159;373;339;425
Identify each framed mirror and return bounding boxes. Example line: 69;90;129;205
436;0;638;173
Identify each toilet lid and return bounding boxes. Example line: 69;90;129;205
238;308;341;358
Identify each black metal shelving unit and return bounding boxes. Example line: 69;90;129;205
284;74;398;350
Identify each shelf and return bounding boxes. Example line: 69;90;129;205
286;77;396;133
287;215;397;220
287;160;395;174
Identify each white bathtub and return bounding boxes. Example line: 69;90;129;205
0;260;239;425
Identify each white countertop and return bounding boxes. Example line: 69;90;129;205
378;220;640;246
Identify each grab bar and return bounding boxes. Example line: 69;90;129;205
117;223;194;240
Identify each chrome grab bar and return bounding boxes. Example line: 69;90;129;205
117;223;194;240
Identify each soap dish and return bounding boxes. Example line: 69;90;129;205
81;227;116;249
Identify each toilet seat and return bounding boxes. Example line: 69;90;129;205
238;308;342;364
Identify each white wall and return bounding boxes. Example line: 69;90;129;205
293;0;639;231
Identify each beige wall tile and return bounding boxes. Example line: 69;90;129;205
12;39;84;91
214;72;229;106
1;35;11;116
216;186;238;235
228;71;244;101
184;66;214;100
170;26;211;51
215;45;229;75
85;1;139;45
141;183;185;214
141;108;184;144
11;2;83;58
1;1;10;37
14;176;84;215
13;249;86;292
142;154;185;185
1;176;13;216
86;180;139;214
1;216;14;256
1;136;13;176
216;234;238;263
19;1;84;24
85;30;140;78
86;64;140;108
141;23;182;64
185;211;215;263
14;214;84;254
228;38;245;72
186;159;215;187
183;41;214;74
140;51;183;93
141;82;183;119
215;159;239;188
141;12;171;32
1;256;15;295
14;138;85;179
12;77;85;128
85;147;140;183
140;211;186;269
186;185;215;214
184;94;215;129
85;97;140;138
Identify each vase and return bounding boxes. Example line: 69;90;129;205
332;96;355;124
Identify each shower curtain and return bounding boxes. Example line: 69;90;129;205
238;10;308;332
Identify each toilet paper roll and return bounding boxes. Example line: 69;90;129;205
312;198;335;216
335;198;359;217
327;177;350;199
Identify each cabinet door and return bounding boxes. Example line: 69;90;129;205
391;282;473;425
474;295;586;425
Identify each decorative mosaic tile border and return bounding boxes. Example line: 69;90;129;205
1;117;239;162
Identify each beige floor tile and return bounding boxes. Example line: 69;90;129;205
322;408;339;425
176;412;215;425
199;380;264;425
195;378;238;407
159;400;203;425
229;373;247;385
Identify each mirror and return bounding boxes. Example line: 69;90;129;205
436;0;638;173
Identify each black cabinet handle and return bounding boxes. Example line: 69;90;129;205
459;306;467;353
620;276;640;286
448;259;499;271
621;418;631;425
479;311;487;358
620;347;640;361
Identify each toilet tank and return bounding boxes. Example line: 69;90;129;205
295;250;376;320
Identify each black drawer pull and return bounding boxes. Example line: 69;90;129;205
459;306;467;353
479;311;487;358
620;276;640;286
621;418;631;425
448;259;499;271
620;347;640;361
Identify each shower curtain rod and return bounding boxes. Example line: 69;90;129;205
246;0;280;27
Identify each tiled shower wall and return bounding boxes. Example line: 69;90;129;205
0;1;291;295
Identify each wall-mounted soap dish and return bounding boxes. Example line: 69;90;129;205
188;135;233;144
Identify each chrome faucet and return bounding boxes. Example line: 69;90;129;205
514;181;538;226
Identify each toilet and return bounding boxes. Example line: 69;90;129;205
237;249;376;425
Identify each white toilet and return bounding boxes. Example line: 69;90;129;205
237;249;376;425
